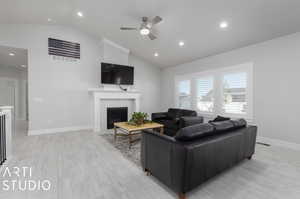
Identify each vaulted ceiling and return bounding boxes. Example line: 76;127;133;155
1;0;300;67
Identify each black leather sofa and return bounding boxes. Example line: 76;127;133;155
152;108;203;136
141;119;257;199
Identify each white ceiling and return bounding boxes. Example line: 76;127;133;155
0;46;28;71
1;0;300;67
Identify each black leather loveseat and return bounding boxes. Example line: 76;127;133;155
152;108;203;136
141;119;257;199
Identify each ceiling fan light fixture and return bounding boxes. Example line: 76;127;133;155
140;28;150;35
219;21;228;29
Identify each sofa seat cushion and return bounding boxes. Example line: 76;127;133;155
175;123;214;141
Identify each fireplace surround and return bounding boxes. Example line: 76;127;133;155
88;88;141;133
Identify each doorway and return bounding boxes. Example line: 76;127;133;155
0;45;28;137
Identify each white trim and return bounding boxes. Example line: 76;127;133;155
102;38;130;54
28;126;92;136
257;136;300;151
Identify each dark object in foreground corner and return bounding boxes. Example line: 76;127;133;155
0;114;7;165
141;119;257;199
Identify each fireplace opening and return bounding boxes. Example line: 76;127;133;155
107;107;128;129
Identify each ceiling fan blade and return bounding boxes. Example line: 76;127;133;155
120;27;138;30
148;32;157;40
151;16;162;25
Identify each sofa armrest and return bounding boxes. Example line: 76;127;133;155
141;129;187;193
151;112;168;120
179;116;204;129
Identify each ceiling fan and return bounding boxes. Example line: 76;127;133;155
120;16;163;40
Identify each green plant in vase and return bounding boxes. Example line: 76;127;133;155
128;112;151;126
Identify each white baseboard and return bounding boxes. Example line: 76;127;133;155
257;136;300;151
28;126;92;136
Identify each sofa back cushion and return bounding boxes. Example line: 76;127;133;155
167;108;181;119
179;116;204;128
179;109;197;117
210;120;235;132
209;119;247;132
231;118;247;128
167;108;197;119
175;119;248;141
175;123;214;141
209;115;230;123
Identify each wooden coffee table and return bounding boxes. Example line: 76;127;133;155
113;122;164;149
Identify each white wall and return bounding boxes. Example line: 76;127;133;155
102;39;129;65
129;55;162;115
0;24;161;134
161;32;300;145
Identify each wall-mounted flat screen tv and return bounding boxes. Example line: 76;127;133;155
101;62;134;85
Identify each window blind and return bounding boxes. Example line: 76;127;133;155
178;80;191;109
197;77;214;112
222;72;247;114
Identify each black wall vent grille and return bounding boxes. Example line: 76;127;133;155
48;38;80;59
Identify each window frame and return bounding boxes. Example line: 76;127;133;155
219;63;253;120
174;62;253;121
195;74;215;115
174;77;192;109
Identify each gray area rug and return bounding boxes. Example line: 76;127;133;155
100;133;142;167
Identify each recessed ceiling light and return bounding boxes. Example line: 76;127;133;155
219;21;228;29
154;52;159;57
21;65;27;68
47;18;52;22
77;11;83;17
179;41;185;47
9;53;15;56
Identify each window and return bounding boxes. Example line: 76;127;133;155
197;77;214;112
175;63;253;120
222;72;247;115
178;80;191;109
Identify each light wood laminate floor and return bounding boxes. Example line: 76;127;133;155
1;123;299;199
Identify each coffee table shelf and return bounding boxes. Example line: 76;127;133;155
113;122;164;149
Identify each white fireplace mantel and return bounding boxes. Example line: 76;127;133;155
88;88;141;132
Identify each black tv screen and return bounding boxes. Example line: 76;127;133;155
101;62;134;85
